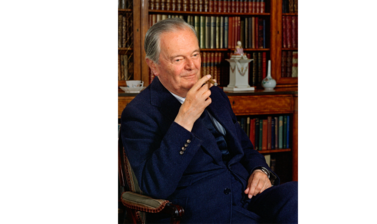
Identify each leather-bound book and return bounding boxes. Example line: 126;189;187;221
291;51;298;77
150;0;155;9
183;0;188;11
202;52;207;76
199;0;203;11
285;15;291;48
267;116;271;149
155;0;160;10
177;0;182;11
281;51;286;77
288;0;294;13
216;16;220;48
171;0;176;10
296;16;300;47
291;16;297;48
260;0;265;13
122;15;126;48
200;16;205;48
257;52;262;86
204;0;208;12
220;16;224;49
194;0;198;11
161;0;166;10
118;15;122;48
224;16;228;48
282;16;287;48
286;51;292;77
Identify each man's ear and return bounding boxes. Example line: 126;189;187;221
146;58;159;76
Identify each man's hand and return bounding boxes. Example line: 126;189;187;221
174;75;214;132
244;169;272;199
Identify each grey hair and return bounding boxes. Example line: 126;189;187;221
144;18;198;64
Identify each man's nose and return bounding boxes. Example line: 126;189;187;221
184;58;194;70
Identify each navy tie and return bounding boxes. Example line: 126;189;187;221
200;110;230;160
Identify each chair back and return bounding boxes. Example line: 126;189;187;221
118;126;146;223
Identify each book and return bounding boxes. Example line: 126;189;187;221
223;0;228;13
286;115;290;148
198;0;203;11
224;16;228;48
271;117;275;149
291;51;298;77
166;0;171;10
281;51;286;78
216;16;220;48
262;52;266;80
282;16;287;48
161;0;166;10
291;16;297;48
263;19;266;48
288;0;294;13
254;118;260;150
240;18;244;48
206;16;211;48
252;52;257;86
220;16;224;49
257;52;262;86
286;51;292;78
258;18;263;48
118;15;122;48
200;16;205;48
296;16;300;47
274;117;278;149
194;16;200;41
251;17;255;48
260;0;265;13
240;117;246;133
237;16;240;44
283;115;287;148
286;15;291;48
228;17;232;49
264;154;271;167
244;18;248;48
254;17;258;49
267;116;271;149
202;52;207;76
278;116;283;148
259;118;263;150
262;119;267;150
250;118;256;147
270;158;276;172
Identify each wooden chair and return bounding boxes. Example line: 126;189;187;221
118;127;184;224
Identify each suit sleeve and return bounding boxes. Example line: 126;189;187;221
121;103;203;199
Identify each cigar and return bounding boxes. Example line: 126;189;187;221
207;78;217;88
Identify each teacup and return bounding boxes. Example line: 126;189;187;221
126;80;144;88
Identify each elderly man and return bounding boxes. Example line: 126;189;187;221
120;18;298;223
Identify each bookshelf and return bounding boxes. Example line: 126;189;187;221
118;0;298;182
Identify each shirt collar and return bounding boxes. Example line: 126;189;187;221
170;92;185;104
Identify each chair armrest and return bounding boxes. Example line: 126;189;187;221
121;191;170;213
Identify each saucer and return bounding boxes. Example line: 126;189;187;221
120;86;145;93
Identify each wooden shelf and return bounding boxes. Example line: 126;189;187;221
283;13;298;16
259;149;291;154
149;10;270;16
115;9;132;15
282;48;298;51
118;48;133;55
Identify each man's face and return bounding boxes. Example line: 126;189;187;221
148;28;201;98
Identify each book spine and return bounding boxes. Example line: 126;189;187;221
166;0;171;10
237;17;240;43
248;17;252;49
150;0;155;9
171;0;176;10
210;52;214;77
118;15;122;48
254;118;259;150
240;19;244;48
281;51;286;78
231;0;235;13
220;16;224;49
224;16;228;48
263;19;266;48
228;17;232;49
256;0;259;13
283;116;287;148
252;52;257;85
286;15;291;48
204;0;209;12
251;17;255;48
198;0;203;11
291;51;298;77
252;0;255;13
271;117;275;149
161;0;166;10
239;0;243;13
254;17;258;49
262;52;266;80
291;16;297;48
246;117;250;137
259;119;266;151
200;16;205;48
155;0;160;10
244;18;248;48
206;16;211;48
286;115;290;148
202;52;207;76
278;116;283;148
288;0;294;13
250;118;255;147
211;16;215;49
223;0;227;12
257;52;262;86
274;117;278;149
296;16;300;47
260;0;265;13
286;51;292;78
218;0;222;12
267;116;271;149
258;18;263;48
282;16;287;48
216;16;220;48
122;16;126;48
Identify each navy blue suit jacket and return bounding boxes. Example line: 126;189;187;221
121;78;280;223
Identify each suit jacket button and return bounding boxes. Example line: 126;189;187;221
224;188;231;195
187;139;191;143
180;151;184;155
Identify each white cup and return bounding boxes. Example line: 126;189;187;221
126;80;144;88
